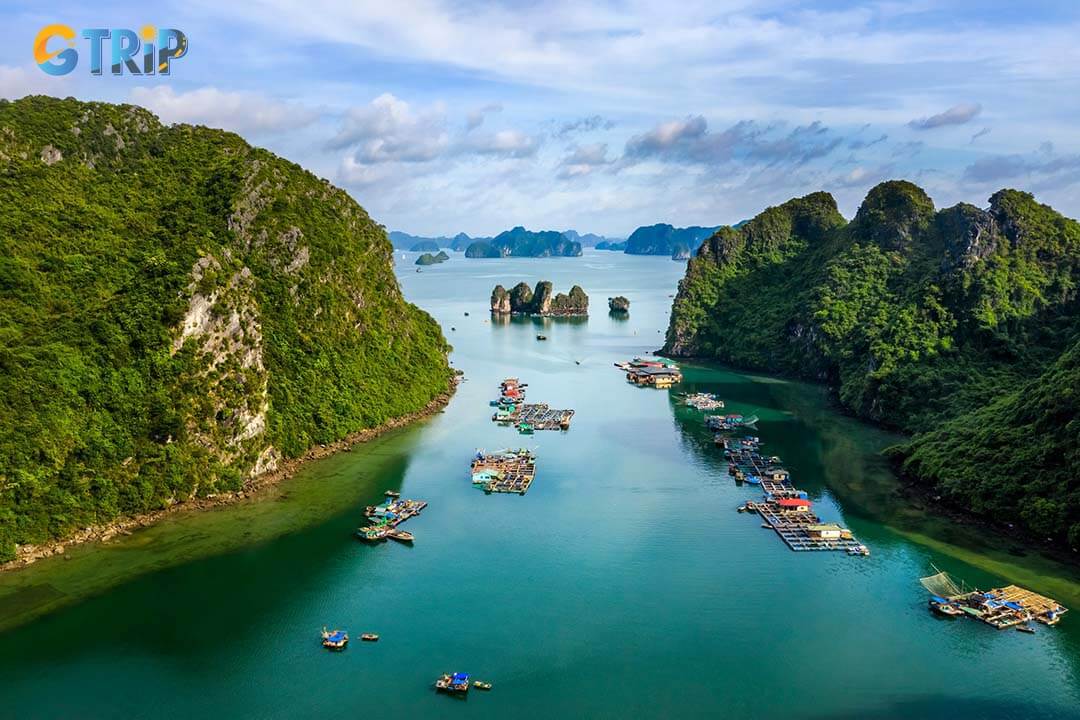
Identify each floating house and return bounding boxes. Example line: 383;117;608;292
806;523;848;540
627;366;683;387
776;497;812;512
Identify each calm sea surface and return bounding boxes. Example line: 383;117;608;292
1;250;1078;719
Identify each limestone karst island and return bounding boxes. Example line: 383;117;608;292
1;4;1078;720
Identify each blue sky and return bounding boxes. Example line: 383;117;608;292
3;1;1080;237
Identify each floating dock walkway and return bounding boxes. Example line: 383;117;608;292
727;432;867;554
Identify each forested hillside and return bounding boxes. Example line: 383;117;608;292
0;96;453;561
664;181;1080;549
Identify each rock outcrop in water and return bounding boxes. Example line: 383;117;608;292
663;179;1080;551
490;281;588;316
608;296;630;313
0;96;453;562
415;251;449;266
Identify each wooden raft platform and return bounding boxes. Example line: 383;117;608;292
726;432;867;554
493;402;574;430
991;585;1069;625
471;449;537;495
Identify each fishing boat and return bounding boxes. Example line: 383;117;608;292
928;596;964;617
1016;624;1036;634
536;334;547;340
360;633;380;642
384;490;400;498
472;681;493;690
321;628;348;650
435;672;471;694
387;528;415;543
847;544;871;556
356;527;389;542
517;422;534;434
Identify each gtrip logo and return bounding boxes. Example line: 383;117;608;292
34;24;188;76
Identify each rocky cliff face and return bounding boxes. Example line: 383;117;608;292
0;96;453;561
663;179;1080;549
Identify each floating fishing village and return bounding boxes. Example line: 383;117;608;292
613;354;1070;624
328;345;1069;699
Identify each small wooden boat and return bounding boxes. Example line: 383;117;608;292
1016;624;1036;634
847;544;871;556
472;681;493;690
356;527;389;542
436;672;471;694
387;528;414;543
384;490;400;498
536;334;547;340
464;312;470;316
360;633;380;642
928;597;964;617
321;628;348;650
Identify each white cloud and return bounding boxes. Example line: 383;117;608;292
329;93;449;163
907;103;982;130
557;143;612;178
0;64;71;100
129;86;318;134
459;129;538;158
465;103;502;131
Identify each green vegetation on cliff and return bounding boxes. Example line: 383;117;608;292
0;96;453;561
665;181;1080;548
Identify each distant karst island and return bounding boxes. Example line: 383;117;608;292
624;223;721;258
491;281;589;316
415;251;449;266
392;223;757;260
466;227;583;258
392;228;624;257
608;296;630;313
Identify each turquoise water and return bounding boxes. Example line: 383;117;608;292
0;250;1078;718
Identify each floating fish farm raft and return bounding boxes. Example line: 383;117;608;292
492;402;574;430
356;497;427;542
681;392;725;411
471;448;537;495
490;378;574;431
706;413;759;432
920;568;1068;630
727;435;868;554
